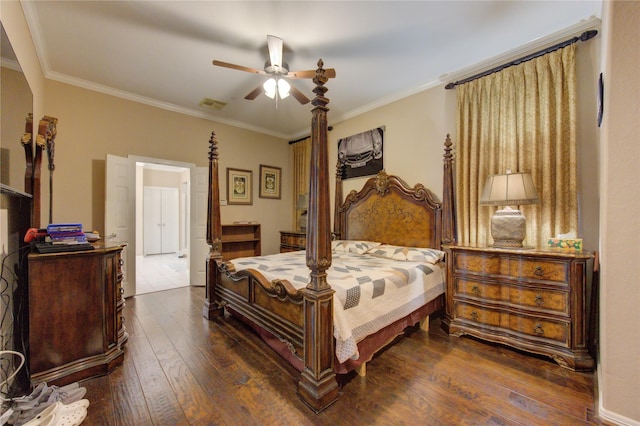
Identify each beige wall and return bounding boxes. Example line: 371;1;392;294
41;80;290;255
329;85;456;203
598;1;640;424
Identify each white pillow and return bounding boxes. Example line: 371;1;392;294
366;244;445;264
331;240;381;254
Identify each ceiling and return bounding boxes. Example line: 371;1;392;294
18;1;601;139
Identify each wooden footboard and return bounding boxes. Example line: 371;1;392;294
214;260;305;362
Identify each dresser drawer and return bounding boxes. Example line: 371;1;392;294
455;278;568;315
454;302;569;345
509;286;568;315
455;278;502;301
453;252;502;275
509;258;569;283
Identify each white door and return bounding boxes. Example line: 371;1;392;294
190;167;209;286
105;154;136;297
143;186;179;255
143;187;163;255
161;188;179;253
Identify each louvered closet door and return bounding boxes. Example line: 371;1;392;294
143;186;179;255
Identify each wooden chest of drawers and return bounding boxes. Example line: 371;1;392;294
28;243;128;386
280;230;306;252
442;244;594;371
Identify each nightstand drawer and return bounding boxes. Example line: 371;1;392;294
280;231;306;252
509;287;568;315
454;302;569;345
455;278;568;315
453;252;502;275
509;258;569;283
509;313;569;345
455;278;502;300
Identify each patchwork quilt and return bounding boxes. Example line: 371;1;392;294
230;250;445;363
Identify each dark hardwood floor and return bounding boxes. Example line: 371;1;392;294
79;286;607;425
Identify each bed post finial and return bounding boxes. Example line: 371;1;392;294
206;130;222;255
442;134;457;245
298;59;339;413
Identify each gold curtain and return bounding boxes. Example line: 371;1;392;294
456;44;578;247
292;137;311;230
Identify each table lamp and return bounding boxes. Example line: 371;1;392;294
479;170;539;248
296;194;308;231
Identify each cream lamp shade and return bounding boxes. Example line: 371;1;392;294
480;171;539;248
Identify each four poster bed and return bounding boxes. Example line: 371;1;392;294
203;60;456;412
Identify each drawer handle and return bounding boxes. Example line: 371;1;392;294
533;324;544;335
121;315;125;324
119;259;124;266
471;285;480;296
535;294;544;306
534;266;544;277
120;287;125;294
470;311;479;321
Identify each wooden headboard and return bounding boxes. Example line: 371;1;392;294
334;170;442;249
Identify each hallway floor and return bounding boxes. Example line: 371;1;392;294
136;253;189;295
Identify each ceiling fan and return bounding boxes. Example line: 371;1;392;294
213;35;336;105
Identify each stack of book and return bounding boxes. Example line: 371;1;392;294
47;223;88;245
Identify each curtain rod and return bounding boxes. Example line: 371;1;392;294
445;29;597;90
289;135;309;145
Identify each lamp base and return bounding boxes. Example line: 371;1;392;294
298;211;307;231
490;206;527;248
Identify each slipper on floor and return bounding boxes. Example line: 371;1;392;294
20;400;89;426
10;388;87;426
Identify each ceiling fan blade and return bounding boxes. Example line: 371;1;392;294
267;35;283;69
288;83;310;105
286;68;336;79
244;85;264;100
212;60;266;75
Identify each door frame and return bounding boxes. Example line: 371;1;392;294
107;155;195;296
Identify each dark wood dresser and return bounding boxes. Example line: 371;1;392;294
279;230;306;252
27;243;128;386
442;244;594;371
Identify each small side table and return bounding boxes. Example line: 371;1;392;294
280;230;306;252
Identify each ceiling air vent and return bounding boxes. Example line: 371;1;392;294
199;98;227;110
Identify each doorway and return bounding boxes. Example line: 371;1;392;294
135;161;190;295
106;155;208;297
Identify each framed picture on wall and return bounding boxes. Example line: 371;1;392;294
259;165;281;199
227;168;253;205
337;126;384;179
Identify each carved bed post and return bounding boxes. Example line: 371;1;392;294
203;130;225;319
441;134;457;245
333;160;344;239
297;60;339;412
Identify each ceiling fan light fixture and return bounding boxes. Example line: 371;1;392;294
263;78;277;99
277;79;290;99
263;77;290;100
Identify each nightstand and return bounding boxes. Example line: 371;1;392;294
441;244;595;371
280;230;306;252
